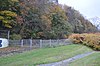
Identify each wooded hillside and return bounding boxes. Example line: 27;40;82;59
0;0;97;39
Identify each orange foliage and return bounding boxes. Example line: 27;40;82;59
69;33;100;50
69;34;84;44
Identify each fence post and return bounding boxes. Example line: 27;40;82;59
40;39;42;48
50;39;51;47
30;39;32;49
21;39;23;47
57;39;59;45
8;31;10;40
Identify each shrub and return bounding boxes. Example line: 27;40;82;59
69;33;100;51
69;34;84;44
10;34;22;40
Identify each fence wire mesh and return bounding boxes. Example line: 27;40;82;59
9;39;72;49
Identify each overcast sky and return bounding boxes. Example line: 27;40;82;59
59;0;100;18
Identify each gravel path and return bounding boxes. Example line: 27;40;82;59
38;52;94;66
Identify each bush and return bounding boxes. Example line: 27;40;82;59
10;34;22;40
69;33;100;51
69;34;84;44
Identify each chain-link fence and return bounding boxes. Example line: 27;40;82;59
9;39;72;49
0;39;72;56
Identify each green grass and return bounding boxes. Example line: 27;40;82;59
69;52;100;66
0;44;93;66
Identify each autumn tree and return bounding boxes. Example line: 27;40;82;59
63;5;97;33
0;0;97;39
0;0;18;29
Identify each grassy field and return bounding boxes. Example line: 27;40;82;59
69;51;100;66
0;44;93;66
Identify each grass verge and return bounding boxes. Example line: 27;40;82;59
0;44;93;66
69;51;100;66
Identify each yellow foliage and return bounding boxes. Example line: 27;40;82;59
4;24;12;28
69;34;84;44
11;0;19;2
0;10;17;17
0;16;4;20
0;10;17;28
3;20;9;23
69;33;100;50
